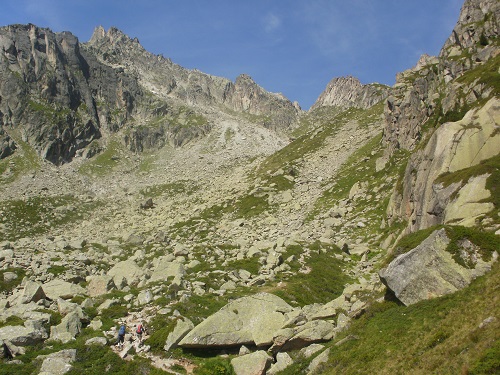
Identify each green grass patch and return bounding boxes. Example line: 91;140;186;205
0;195;99;241
274;242;351;305
144;314;178;353
0;315;25;328
320;260;500;375
194;356;235;375
225;257;261;275
444;226;500;268
0;267;26;293
78;140;124;176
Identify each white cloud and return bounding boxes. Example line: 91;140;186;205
263;13;282;33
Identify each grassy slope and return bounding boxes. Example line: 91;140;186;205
275;260;499;375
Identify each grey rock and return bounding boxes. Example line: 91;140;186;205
0;321;48;346
50;311;82;343
85;336;107;346
20;280;46;304
164;317;194;351
379;229;497;306
312;76;389;110
86;275;116;297
38;349;76;375
231;350;272;375
179;293;294;348
42;280;85;300
306;348;330;374
267;352;293;375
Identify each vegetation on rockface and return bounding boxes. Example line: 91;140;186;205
78;139;129;176
383;225;500;268
0;132;40;183
314;261;500;375
0;195;99;241
435;153;500;227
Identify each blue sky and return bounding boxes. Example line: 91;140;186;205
0;0;463;109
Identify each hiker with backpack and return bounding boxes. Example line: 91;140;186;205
135;322;146;343
116;323;126;348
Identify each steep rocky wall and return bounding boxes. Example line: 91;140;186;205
86;27;299;132
0;24;101;164
384;0;499;234
387;97;499;233
382;0;499;156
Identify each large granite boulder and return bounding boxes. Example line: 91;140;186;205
164;317;194;351
231;350;272;375
108;259;145;287
42;280;85;300
86;275;116;297
0;320;48;346
149;258;185;284
179;293;295;348
379;229;498;305
50;311;82;343
38;349;76;375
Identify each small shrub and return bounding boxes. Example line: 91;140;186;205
194;357;235;375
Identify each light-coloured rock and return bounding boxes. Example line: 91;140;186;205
267;352;293;374
20;280;46;304
42;280;85;300
39;349;76;375
379;229;497;305
300;343;325;358
281;320;336;351
108;259;145;287
85;336;107;346
50;311;82;343
137;289;153;305
231;350;272;375
444;174;494;226
164;317;194;351
86;275;116;297
307;348;330;374
0;321;48;346
149;258;185;284
179;293;295;348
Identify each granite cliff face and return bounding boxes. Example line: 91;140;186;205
0;25;299;165
311;76;389;111
384;0;499;235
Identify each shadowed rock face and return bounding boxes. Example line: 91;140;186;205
0;24;299;165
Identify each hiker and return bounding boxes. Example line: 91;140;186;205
135;322;146;343
116;323;126;348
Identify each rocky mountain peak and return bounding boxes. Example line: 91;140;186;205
440;0;499;66
311;75;389;111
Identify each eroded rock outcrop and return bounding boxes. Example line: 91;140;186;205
379;229;497;305
387;97;499;233
311;76;389;111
